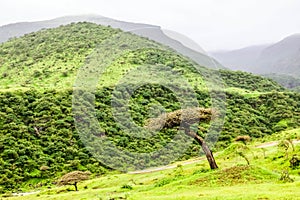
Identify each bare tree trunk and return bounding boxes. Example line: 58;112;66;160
185;130;218;169
74;182;78;191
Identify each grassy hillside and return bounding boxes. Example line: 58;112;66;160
0;22;299;194
5;138;300;199
0;22;120;89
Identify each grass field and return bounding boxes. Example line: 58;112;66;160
6;136;300;200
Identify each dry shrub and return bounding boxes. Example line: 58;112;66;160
145;107;214;131
234;135;251;144
57;171;91;188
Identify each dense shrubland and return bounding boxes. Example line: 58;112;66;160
1;88;300;192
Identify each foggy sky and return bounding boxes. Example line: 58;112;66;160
1;0;300;51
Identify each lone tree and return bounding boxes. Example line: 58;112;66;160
234;135;251;145
57;171;91;191
145;107;218;169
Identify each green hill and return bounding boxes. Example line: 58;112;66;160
0;22;299;194
0;22;282;91
0;15;224;70
0;22;120;89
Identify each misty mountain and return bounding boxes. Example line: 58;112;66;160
210;45;269;71
210;34;300;77
0;14;154;42
254;34;300;75
0;14;223;69
162;29;206;54
263;73;300;91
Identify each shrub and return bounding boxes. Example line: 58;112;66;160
121;184;133;190
57;171;91;191
290;155;300;169
279;170;294;182
234;135;251;144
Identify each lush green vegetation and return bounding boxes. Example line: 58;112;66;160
220;70;284;92
3;88;299;192
1;83;299;192
0;89;109;193
0;22;284;92
0;22;299;196
5;139;300;199
0;22;119;89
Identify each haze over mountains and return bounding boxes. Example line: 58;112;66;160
210;45;269;71
0;14;223;69
211;34;300;77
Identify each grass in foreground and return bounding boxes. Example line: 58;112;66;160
5;139;300;200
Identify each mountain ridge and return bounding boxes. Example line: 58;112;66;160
210;44;270;71
0;14;223;70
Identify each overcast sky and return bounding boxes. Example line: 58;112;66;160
1;0;300;51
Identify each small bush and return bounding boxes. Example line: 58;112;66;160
279;170;294;183
121;184;133;190
61;71;68;77
290;155;300;169
33;70;42;78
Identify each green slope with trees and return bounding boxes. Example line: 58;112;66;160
0;22;299;193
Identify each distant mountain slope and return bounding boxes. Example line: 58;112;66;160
254;34;300;75
0;15;154;42
132;28;222;70
210;45;269;71
162;29;206;54
0;14;223;69
210;34;300;77
263;73;300;92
